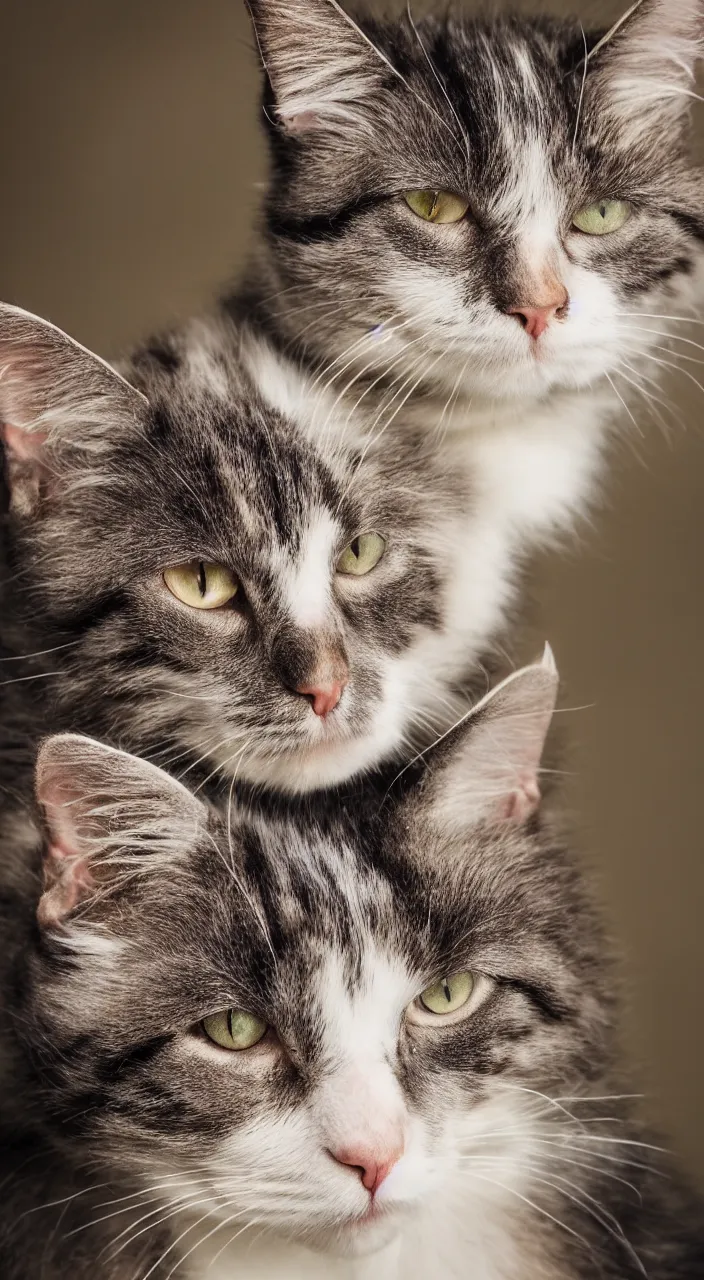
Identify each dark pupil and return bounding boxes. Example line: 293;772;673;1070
442;979;452;1003
197;561;207;597
599;204;607;219
227;1009;234;1039
350;537;361;559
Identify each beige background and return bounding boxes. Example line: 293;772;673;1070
2;1;702;1181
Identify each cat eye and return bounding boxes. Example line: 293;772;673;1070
163;560;239;610
404;189;470;225
202;1008;268;1051
419;971;474;1015
336;532;386;576
572;199;631;236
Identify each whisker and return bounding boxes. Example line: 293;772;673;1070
405;1;471;177
164;1206;255;1280
0;669;64;688
462;1167;594;1253
605;371;642;434
108;1195;223;1269
0;641;81;662
572;24;589;154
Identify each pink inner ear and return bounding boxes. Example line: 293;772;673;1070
37;845;93;928
501;775;541;823
36;768;97;927
37;773;88;862
281;110;320;134
2;423;48;462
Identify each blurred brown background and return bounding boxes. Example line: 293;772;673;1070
1;0;702;1180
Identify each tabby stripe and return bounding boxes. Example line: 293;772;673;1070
501;977;569;1023
266;193;384;244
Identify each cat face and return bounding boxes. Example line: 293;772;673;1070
23;658;614;1262
0;305;479;792
249;0;704;405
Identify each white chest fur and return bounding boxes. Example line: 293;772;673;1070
438;387;615;544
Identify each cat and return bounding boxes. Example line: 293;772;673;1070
0;300;516;796
0;650;702;1279
233;0;704;563
6;5;701;797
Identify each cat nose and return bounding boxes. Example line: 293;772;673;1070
329;1143;403;1195
507;289;569;339
295;678;346;718
270;629;348;714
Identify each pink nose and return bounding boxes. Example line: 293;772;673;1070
331;1144;403;1195
295;679;345;718
508;293;569;340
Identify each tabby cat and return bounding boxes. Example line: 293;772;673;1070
233;0;704;576
0;652;701;1278
0;301;506;794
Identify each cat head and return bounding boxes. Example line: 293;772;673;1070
248;0;704;404
0;302;479;793
22;652;615;1262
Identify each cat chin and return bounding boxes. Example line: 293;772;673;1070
441;345;618;404
301;1214;401;1259
213;710;408;793
231;736;393;793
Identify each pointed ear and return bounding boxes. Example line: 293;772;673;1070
0;303;148;513
35;734;206;929
246;0;390;136
589;0;702;136
421;646;559;834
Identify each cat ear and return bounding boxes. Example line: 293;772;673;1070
246;0;389;135
0;303;148;512
35;734;205;928
421;646;559;834
590;0;702;135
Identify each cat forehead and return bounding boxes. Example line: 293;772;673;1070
122;333;364;548
161;417;342;564
228;827;425;1044
225;814;507;976
354;19;574;159
345;16;658;196
130;390;347;547
239;818;394;942
237;807;569;950
433;20;576;138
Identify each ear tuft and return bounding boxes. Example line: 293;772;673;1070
35;735;205;928
540;641;558;678
247;0;389;136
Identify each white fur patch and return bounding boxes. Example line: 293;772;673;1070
241;330;366;453
283;507;339;630
179;318;231;400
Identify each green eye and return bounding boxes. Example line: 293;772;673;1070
336;532;386;576
202;1008;268;1051
404;189;469;224
419;972;474;1015
163;560;239;610
572;199;631;236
